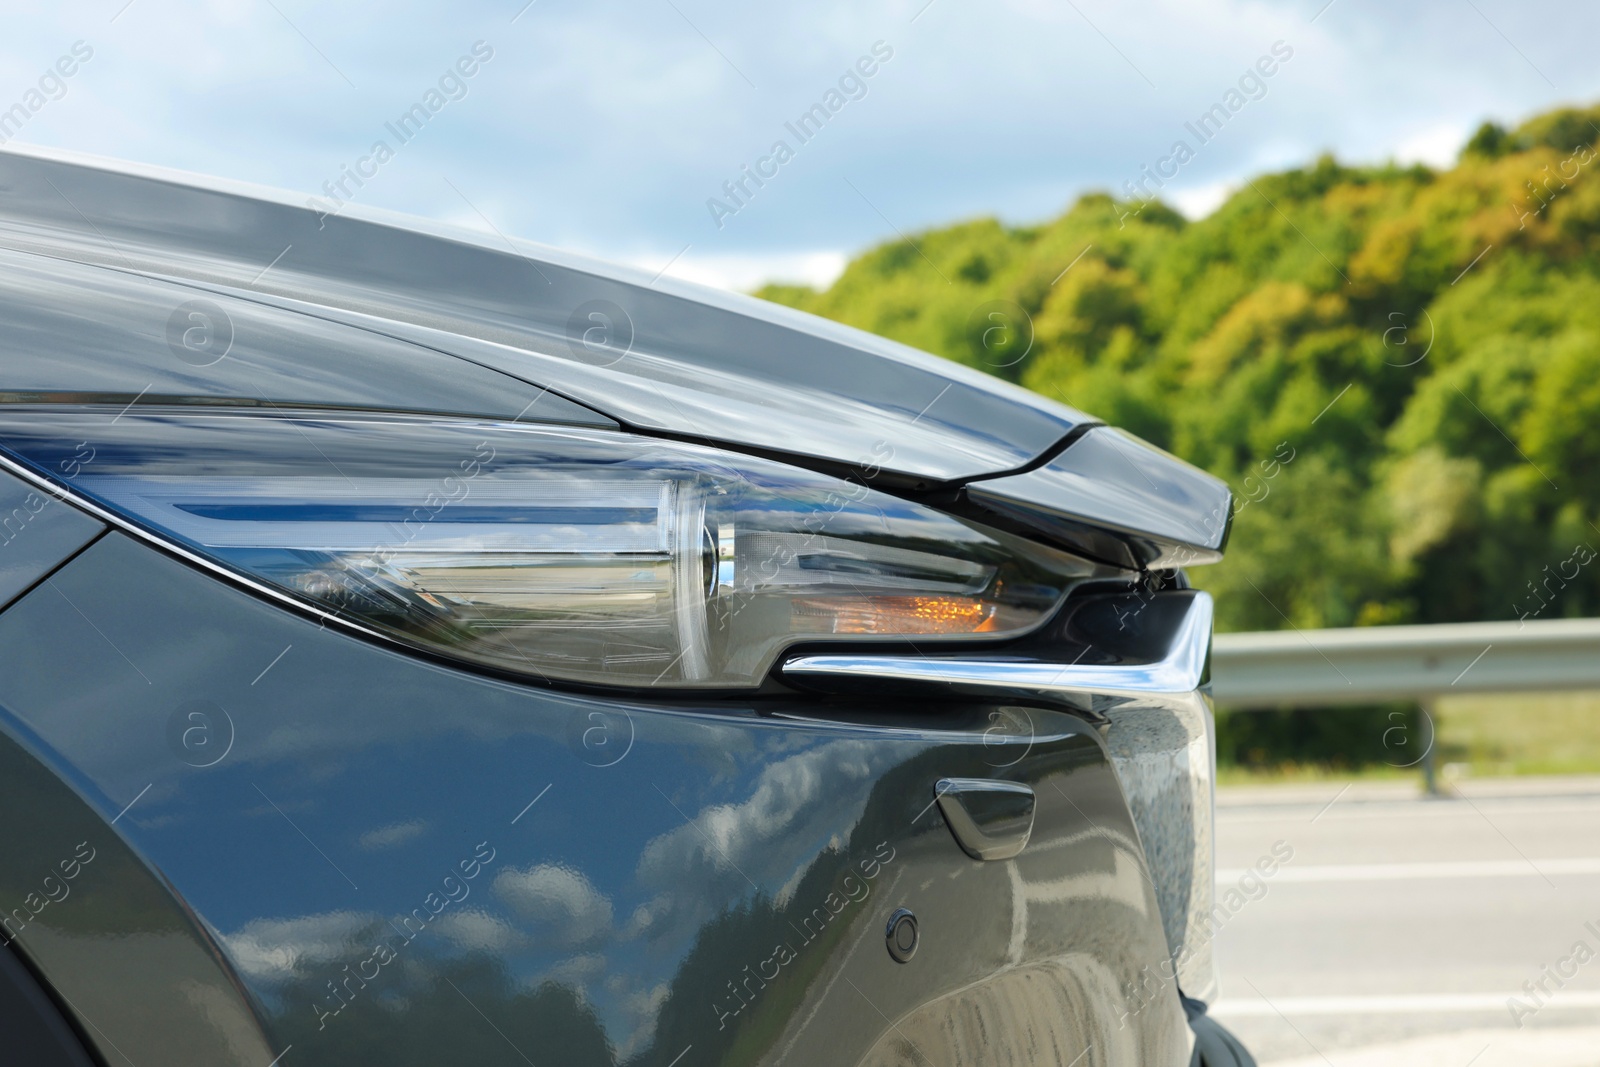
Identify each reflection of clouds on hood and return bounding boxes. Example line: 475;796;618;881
358;820;429;851
432;908;526;953
621;899;662;942
632;738;893;944
222;910;377;981
540;952;607;990
492;864;614;950
613;980;670;1060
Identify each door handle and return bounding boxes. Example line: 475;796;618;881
934;778;1035;861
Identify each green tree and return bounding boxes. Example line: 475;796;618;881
755;102;1600;634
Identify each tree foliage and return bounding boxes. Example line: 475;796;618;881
757;104;1600;632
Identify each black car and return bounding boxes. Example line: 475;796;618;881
0;146;1249;1067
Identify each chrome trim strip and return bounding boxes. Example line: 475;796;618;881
783;591;1214;698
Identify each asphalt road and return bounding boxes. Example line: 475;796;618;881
1209;777;1600;1067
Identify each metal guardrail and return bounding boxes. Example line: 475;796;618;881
1210;615;1600;709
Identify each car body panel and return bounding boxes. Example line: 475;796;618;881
0;145;1086;487
0;147;1245;1064
0;247;615;429
0;467;103;609
964;428;1232;570
0;531;1193;1066
0;904;99;1066
0;146;1233;569
0;722;276;1066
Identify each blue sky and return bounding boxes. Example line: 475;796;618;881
3;0;1597;290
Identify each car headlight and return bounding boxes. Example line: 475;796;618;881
0;407;1095;689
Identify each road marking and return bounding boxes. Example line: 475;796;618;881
1214;991;1600;1016
1254;1027;1600;1067
1217;857;1600;883
1222;798;1600;821
1309;783;1351;823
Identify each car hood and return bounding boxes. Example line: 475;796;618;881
0;146;1088;482
0;145;1228;569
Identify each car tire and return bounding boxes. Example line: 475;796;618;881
1189;1009;1258;1067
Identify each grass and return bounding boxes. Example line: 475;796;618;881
1432;689;1600;777
1214;762;1421;787
1214;690;1600;785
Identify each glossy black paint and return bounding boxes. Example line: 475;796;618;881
0;147;1086;485
0;147;1246;1064
0;720;276;1064
0;467;103;609
0;531;1194;1066
0;248;613;428
0;935;96;1066
1187;1004;1259;1067
965;428;1232;570
0;148;1233;570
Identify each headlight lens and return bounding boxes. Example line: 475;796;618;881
0;408;1093;688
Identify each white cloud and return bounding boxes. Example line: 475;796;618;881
3;0;1594;296
222;910;376;981
1169;180;1237;221
629;738;893;944
613;981;670;1059
357;820;429;851
538;952;607;989
1393;123;1471;169
618;248;849;293
491;864;614;949
432;908;525;953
